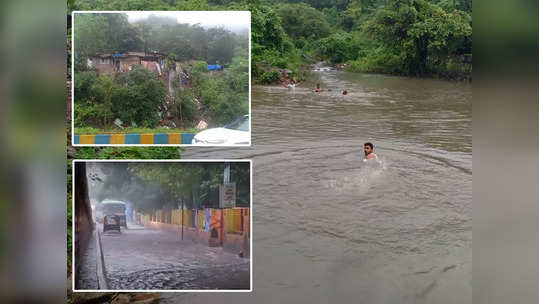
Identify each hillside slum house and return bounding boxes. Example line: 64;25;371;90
87;52;164;76
85;52;223;91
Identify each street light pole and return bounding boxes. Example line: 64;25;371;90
221;162;230;245
181;198;184;241
224;162;230;184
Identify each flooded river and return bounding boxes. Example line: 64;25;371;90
176;71;471;303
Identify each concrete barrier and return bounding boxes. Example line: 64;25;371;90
95;229;108;290
74;133;195;145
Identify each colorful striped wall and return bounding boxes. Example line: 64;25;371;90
137;208;250;257
74;133;195;145
141;208;247;234
197;210;205;231
225;208;244;233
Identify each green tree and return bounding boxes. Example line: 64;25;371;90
177;0;211;10
276;3;331;41
174;87;198;126
129;163;204;209
206;27;235;63
75;13;110;56
246;4;287;54
112;65;167;127
92;75;115;130
314;31;363;63
364;0;471;75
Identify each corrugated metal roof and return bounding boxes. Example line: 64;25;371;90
128;52;146;57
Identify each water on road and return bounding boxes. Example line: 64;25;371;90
100;224;249;290
175;71;472;303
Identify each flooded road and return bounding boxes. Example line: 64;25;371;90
100;224;249;290
177;71;471;303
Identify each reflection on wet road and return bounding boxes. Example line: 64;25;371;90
100;223;249;290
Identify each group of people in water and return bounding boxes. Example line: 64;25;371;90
285;78;378;161
284;81;375;159
312;83;347;95
284;81;348;95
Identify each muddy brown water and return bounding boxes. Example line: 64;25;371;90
172;71;471;303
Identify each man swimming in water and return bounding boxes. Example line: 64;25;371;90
313;83;323;92
364;142;377;160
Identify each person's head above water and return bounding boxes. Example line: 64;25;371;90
316;83;320;89
364;142;377;159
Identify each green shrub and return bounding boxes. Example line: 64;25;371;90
74;53;90;72
209;92;248;125
252;63;263;79
276;3;331;41
193;61;208;73
314;31;363;63
74;103;106;128
199;76;222;106
111;65;166;127
347;47;405;74
259;70;280;84
74;71;99;103
74;147;181;159
175;88;198;123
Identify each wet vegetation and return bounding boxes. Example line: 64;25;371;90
74;12;248;130
89;162;251;213
70;0;471;82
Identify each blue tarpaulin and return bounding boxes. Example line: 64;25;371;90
204;209;210;231
207;64;222;71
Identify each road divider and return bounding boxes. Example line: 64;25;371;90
74;133;195;145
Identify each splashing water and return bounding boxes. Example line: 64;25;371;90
324;157;388;195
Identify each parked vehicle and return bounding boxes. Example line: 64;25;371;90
192;114;250;145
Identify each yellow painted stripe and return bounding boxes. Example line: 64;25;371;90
140;133;154;144
79;134;95;144
169;133;181;144
110;134;125;144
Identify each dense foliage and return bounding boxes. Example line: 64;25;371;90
73;12;249;129
192;57;249;124
69;0;472;80
89;162;250;213
75;13;242;64
74;66;166;128
73;147;181;159
360;0;472;77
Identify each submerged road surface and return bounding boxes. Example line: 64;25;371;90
175;71;471;303
99;223;249;290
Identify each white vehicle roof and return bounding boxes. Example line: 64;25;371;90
101;200;126;205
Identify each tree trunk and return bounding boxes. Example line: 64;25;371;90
74;162;94;289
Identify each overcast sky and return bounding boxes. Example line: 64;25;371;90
125;11;249;31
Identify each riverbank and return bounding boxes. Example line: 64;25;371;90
255;62;471;86
255;61;471;85
342;61;472;82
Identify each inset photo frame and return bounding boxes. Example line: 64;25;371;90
71;11;251;146
72;159;252;292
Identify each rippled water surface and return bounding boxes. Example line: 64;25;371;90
173;71;471;303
